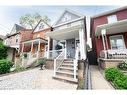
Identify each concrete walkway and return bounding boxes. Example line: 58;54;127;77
0;68;77;90
90;65;114;90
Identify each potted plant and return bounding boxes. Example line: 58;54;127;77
38;58;46;70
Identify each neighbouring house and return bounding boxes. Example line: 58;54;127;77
20;19;52;67
90;6;127;69
46;9;87;83
4;24;25;62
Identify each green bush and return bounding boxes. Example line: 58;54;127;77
14;65;26;72
38;58;46;66
113;74;127;89
0;41;8;59
117;60;127;70
0;59;13;74
105;68;122;81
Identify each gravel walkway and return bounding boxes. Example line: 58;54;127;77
0;68;77;90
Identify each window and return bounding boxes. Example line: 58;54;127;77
110;35;125;49
62;13;71;22
107;15;117;23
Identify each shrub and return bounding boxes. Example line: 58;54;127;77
0;41;8;59
38;58;46;70
23;53;27;58
14;65;26;72
113;74;127;89
0;59;13;74
117;60;127;70
38;58;46;66
105;68;122;81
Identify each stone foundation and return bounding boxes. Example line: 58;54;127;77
45;59;54;70
77;60;85;89
99;58;124;69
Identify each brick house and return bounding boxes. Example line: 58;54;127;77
90;6;127;68
4;24;25;62
21;19;52;67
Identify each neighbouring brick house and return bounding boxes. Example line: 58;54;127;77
21;19;52;67
90;6;127;68
4;24;25;62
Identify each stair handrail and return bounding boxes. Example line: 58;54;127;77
54;49;65;77
73;47;79;80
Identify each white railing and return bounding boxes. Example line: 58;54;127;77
73;47;79;80
49;49;63;59
53;49;65;77
100;49;127;59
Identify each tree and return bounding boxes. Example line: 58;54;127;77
19;13;51;29
0;41;8;59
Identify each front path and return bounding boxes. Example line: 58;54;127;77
90;65;114;90
0;68;77;90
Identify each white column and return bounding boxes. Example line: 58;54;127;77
79;28;86;60
101;29;107;58
47;37;50;59
31;42;33;52
37;40;41;58
22;43;24;53
64;40;67;59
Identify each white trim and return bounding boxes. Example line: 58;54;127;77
53;9;84;26
92;6;127;18
109;35;126;49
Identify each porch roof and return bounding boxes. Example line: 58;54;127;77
95;19;127;36
22;38;47;45
46;25;81;41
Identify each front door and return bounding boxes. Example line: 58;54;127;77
66;39;75;58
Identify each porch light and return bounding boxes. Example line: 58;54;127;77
101;29;106;35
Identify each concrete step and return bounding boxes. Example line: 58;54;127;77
64;61;73;63
53;75;78;84
62;64;74;66
59;67;74;70
56;71;77;77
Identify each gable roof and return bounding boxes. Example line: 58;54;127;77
10;24;25;35
90;6;127;37
33;19;51;32
53;9;85;26
92;6;127;19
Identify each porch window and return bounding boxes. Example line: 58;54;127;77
110;35;125;49
107;15;117;23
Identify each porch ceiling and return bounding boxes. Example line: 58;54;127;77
95;19;127;36
22;38;47;45
46;25;80;41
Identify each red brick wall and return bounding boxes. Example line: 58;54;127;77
20;29;33;52
91;9;127;57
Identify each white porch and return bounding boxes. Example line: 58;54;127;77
95;19;127;59
21;38;47;67
46;20;86;60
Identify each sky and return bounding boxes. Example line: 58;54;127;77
0;6;122;47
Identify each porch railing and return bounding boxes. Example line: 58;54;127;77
49;49;63;59
100;49;127;59
53;49;65;77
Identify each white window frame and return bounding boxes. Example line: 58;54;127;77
109;35;126;49
107;15;117;24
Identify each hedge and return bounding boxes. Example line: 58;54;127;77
0;59;13;74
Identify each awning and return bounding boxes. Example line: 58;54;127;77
95;19;127;36
46;25;81;41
